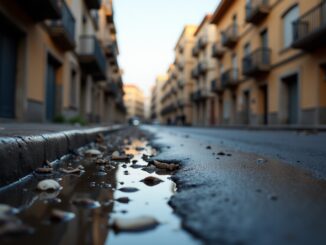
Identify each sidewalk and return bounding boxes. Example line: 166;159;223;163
0;123;124;188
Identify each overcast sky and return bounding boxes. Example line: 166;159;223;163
114;0;219;96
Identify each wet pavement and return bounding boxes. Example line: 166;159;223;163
0;127;199;245
145;126;326;245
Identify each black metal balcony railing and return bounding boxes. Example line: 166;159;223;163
221;25;239;48
192;46;199;57
105;82;117;97
192;67;200;79
178;80;184;89
246;0;270;24
292;1;326;50
212;42;225;59
198;62;208;74
191;90;209;102
198;36;208;49
242;48;271;76
45;1;76;51
17;0;62;21
105;44;116;57
161;104;177;116
78;35;107;80
221;69;240;89
211;79;223;93
84;0;101;10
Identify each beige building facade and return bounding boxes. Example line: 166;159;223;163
123;84;145;120
159;26;197;125
150;75;167;123
154;0;326;127
0;0;126;124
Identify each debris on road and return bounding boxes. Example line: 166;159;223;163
140;176;163;186
152;160;179;171
36;179;61;192
111;216;159;233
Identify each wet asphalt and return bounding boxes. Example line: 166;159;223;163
144;125;326;245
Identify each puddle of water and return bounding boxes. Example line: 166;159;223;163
0;137;199;245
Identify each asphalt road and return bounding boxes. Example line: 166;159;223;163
144;126;326;245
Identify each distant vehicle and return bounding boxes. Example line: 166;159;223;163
128;117;140;126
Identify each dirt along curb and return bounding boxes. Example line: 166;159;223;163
0;125;125;188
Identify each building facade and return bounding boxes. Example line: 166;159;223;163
123;84;145;120
159;25;197;125
210;0;326;126
150;74;167;123
153;0;326;127
0;0;126;124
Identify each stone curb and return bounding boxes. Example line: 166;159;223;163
0;125;124;187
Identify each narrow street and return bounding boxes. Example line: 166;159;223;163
144;126;326;245
1;126;326;245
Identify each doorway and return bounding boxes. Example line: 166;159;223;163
243;91;250;124
283;74;299;124
0;18;19;118
260;85;268;125
46;56;60;121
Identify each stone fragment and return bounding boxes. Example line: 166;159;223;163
119;187;139;193
115;197;131;204
72;198;101;209
35;167;53;174
85;149;102;157
112;216;159;233
140;176;163;186
50;209;75;223
153;160;179;171
37;179;61;192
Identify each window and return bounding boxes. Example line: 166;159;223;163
70;70;77;108
283;5;299;48
244;43;251;56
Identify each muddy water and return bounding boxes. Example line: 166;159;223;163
0;137;199;245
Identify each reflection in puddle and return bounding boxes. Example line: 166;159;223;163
0;136;199;245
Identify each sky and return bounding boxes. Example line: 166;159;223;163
114;0;220;96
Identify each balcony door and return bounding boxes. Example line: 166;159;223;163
0;20;19;118
232;54;238;80
283;74;299;124
260;29;269;64
46;56;59;121
243;91;250;124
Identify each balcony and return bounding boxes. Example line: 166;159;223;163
178;80;184;89
161;104;177;116
242;48;271;76
16;0;61;21
198;36;208;49
191;90;209;102
177;99;185;108
221;25;239;48
211;79;223;94
177;62;184;71
192;46;199;57
105;82;117;97
78;35;107;81
292;1;326;51
212;42;225;59
198;61;208;75
245;0;270;25
192;66;200;79
45;1;76;51
221;69;240;89
104;44;116;57
84;0;101;10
